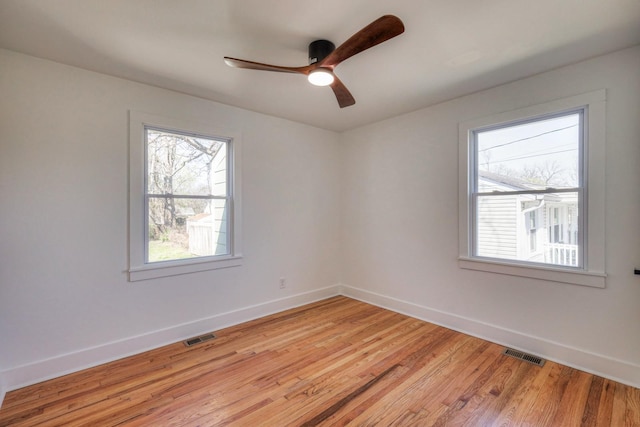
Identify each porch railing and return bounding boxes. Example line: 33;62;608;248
545;243;578;266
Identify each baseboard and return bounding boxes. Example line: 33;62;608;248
0;284;341;404
341;284;640;389
0;373;6;409
3;282;637;410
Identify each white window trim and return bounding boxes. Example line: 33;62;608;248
128;111;242;281
458;90;606;288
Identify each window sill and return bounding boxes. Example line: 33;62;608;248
458;256;606;288
129;255;243;281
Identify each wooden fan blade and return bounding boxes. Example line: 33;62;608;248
330;75;356;108
224;57;313;74
320;15;404;68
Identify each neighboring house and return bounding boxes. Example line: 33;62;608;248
477;171;578;266
187;143;229;257
187;211;228;256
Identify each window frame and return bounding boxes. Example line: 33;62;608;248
458;90;606;288
129;111;242;281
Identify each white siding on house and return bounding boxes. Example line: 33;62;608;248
476;195;518;259
186;142;229;256
211;143;228;254
211;142;227;196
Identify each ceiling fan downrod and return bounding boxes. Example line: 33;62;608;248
308;40;335;65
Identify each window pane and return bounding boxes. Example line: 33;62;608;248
476;113;580;190
476;192;579;267
146;128;227;196
188;199;229;257
147;197;229;262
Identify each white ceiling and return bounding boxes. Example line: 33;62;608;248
1;0;639;132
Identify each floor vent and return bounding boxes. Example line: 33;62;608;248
183;333;216;347
502;348;545;367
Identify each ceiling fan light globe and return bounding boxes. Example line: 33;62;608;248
308;69;334;86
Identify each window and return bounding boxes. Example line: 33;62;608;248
527;211;537;252
473;110;582;267
458;91;606;287
129;112;242;281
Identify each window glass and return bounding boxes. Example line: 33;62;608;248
476;114;580;189
145;127;230;263
472;112;582;268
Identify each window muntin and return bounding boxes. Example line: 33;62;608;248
471;110;583;268
144;127;231;263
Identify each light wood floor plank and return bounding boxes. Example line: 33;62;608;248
1;296;638;426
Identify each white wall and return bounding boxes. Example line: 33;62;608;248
0;49;342;393
340;45;640;386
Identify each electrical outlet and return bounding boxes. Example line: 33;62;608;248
279;277;286;289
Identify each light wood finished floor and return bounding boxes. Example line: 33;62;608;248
1;296;639;426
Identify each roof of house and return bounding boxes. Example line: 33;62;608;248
478;170;545;191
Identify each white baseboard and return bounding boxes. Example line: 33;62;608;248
2;282;638;410
0;375;6;410
0;285;341;404
341;284;640;389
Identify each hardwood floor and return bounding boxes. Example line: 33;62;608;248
1;296;639;426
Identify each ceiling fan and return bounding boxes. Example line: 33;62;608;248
224;15;405;108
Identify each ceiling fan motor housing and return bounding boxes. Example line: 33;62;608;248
308;39;335;64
